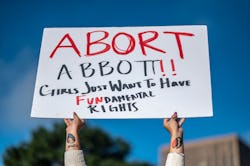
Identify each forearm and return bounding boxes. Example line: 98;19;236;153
65;150;86;166
165;152;184;166
166;135;184;166
64;114;86;166
169;134;184;154
65;131;87;166
163;114;185;165
65;131;81;151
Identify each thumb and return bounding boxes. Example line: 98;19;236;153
178;118;185;127
73;112;81;122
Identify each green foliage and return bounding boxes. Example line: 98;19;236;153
3;122;151;166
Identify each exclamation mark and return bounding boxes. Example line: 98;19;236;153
171;59;177;76
160;59;166;76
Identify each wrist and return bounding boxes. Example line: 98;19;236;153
169;136;184;153
65;132;81;151
66;128;79;134
171;132;182;138
66;143;81;150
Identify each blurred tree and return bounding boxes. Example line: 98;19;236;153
3;122;151;166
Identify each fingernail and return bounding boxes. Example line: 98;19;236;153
174;112;177;116
73;112;76;116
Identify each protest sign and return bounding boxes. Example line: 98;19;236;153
31;25;213;118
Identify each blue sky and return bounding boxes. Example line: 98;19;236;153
0;0;250;165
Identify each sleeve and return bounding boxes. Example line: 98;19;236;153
64;150;87;166
165;152;184;166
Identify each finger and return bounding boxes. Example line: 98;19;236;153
171;112;177;120
73;112;85;128
64;119;67;125
73;112;82;122
163;118;168;126
178;118;185;127
163;118;168;128
64;119;71;126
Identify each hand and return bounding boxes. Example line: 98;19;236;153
164;112;185;153
64;112;85;151
163;112;185;137
64;112;85;133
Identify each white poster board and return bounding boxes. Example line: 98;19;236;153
31;25;213;119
